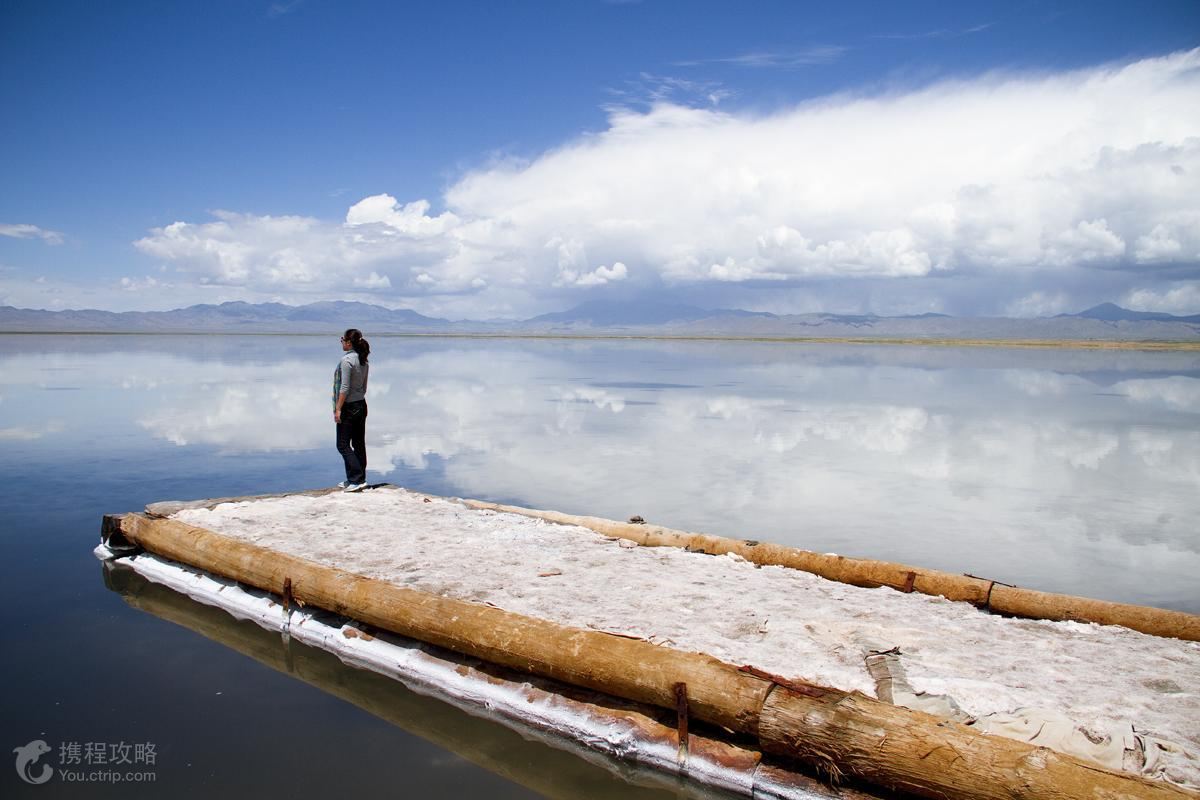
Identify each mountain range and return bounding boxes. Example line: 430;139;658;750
1;300;1198;341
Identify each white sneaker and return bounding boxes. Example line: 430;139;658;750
343;482;366;493
336;481;347;489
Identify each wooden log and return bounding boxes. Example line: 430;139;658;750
758;686;1196;800
460;499;1200;642
106;564;878;800
108;513;772;735
103;512;1198;800
987;584;1200;642
459;500;995;603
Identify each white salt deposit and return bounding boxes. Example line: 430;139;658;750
96;545;816;799
173;487;1200;788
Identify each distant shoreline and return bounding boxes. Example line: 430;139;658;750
4;330;1198;351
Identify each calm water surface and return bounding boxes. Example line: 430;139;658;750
2;334;1197;797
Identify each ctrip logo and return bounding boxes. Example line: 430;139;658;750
13;740;53;785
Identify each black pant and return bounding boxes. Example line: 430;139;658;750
336;400;368;484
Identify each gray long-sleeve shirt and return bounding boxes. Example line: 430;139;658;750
337;351;369;402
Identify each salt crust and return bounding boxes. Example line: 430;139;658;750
173;487;1200;788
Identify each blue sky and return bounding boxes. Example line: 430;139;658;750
2;0;1198;318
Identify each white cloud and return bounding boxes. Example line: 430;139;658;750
1005;291;1071;318
608;73;734;108
1134;223;1185;263
0;270;270;312
267;0;303;18
676;46;847;69
135;213;322;286
134;206;461;295
128;49;1200;317
1045;219;1125;266
0;224;63;245
353;271;391;289
741;225;935;279
120;275;161;291
1002;370;1077;397
1117;377;1200;413
1038;424;1119;470
1124;284;1200;315
345;194;459;237
557;386;627;413
0;421;64;440
442;49;1200;294
544;236;629;288
872;23;994;41
142;384;326;452
0;427;44;441
573;262;628;287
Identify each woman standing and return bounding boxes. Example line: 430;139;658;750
334;328;370;492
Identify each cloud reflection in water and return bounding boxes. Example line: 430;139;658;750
6;336;1197;610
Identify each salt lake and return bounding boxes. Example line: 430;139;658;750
2;334;1197;797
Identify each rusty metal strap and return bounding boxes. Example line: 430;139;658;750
674;682;689;763
738;665;829;699
965;573;1006;611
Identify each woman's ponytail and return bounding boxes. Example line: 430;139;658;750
343;328;370;364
